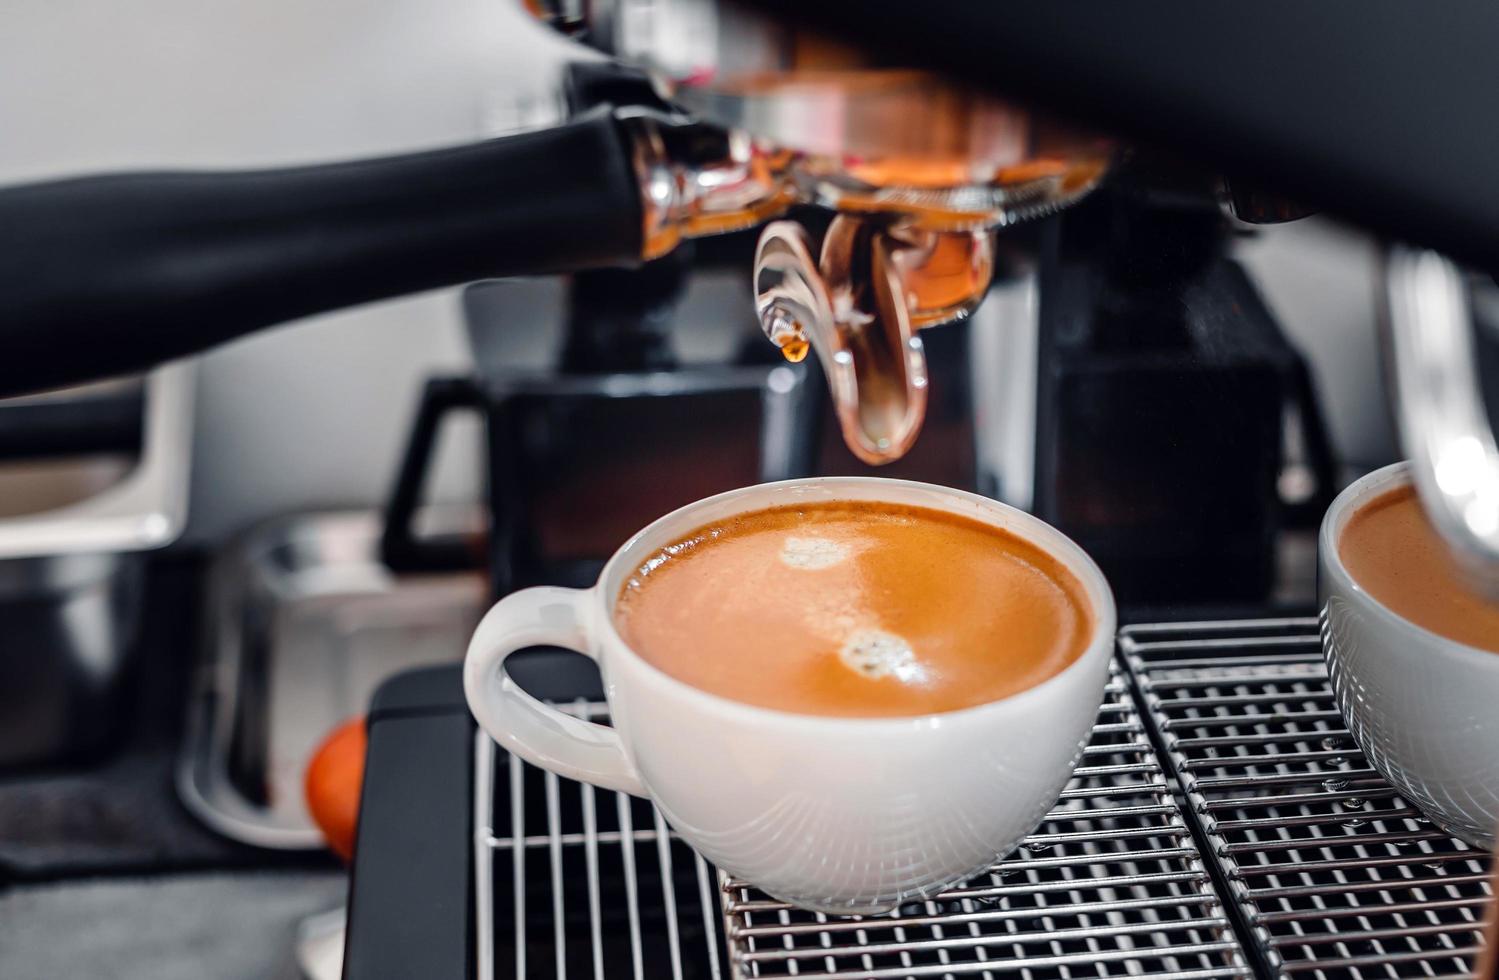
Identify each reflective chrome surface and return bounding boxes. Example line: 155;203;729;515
0;364;193;766
620;112;793;260
1125;618;1494;977
178;508;485;848
753;219;1002;465
754;219;934;465
0;363;192;560
526;0;1113;463
536;0;1110;184
1384;246;1499;592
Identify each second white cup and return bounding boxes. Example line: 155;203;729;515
1322;461;1499;847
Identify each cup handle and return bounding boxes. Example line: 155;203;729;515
463;586;646;797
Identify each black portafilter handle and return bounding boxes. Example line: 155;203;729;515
0;108;643;397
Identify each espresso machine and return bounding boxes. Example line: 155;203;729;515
4;2;1499;978
2;2;1495;595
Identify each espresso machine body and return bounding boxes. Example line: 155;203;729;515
6;2;1499;978
1028;169;1338;609
1;0;1496;590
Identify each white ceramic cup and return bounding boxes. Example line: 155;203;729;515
1322;461;1499;847
464;477;1116;913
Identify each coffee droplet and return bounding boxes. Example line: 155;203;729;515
781;536;849;570
840;629;923;683
765;312;811;363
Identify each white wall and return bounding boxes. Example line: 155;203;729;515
0;1;1396;545
0;0;571;543
1235;219;1397;470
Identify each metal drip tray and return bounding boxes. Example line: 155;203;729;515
352;619;1497;978
474;662;1251;979
475;704;729;980
1123;619;1494;977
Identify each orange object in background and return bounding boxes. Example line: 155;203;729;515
304;717;367;862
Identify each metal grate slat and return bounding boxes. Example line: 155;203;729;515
1122;617;1495;979
472;656;1250;978
716;659;1249;979
468;621;1498;979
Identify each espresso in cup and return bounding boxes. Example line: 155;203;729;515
1338;484;1499;653
466;478;1115;913
615;500;1094;716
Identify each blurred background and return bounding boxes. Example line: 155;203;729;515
0;0;1397;547
0;2;1409;978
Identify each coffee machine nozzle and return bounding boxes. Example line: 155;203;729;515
542;0;1499;585
1;0;1496;591
1385;247;1499;592
543;2;1116;464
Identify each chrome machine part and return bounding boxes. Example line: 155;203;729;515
820;217;929;465
0;363;192;560
1384;246;1499;592
1124;619;1493;977
753;218;1006;465
754;218;939;465
0;364;193;766
617;111;794;260
545;0;1110;195
178;508;485;848
527;0;1113;462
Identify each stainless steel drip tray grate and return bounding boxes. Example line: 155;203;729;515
474;703;727;980
474;663;1251;979
1123;618;1494;978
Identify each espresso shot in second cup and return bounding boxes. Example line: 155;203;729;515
465;478;1116;914
1322;461;1499;846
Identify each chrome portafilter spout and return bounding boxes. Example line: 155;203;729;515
626;104;1109;463
524;0;1114;464
754;218;991;465
747;146;1104;465
743;140;1111;464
